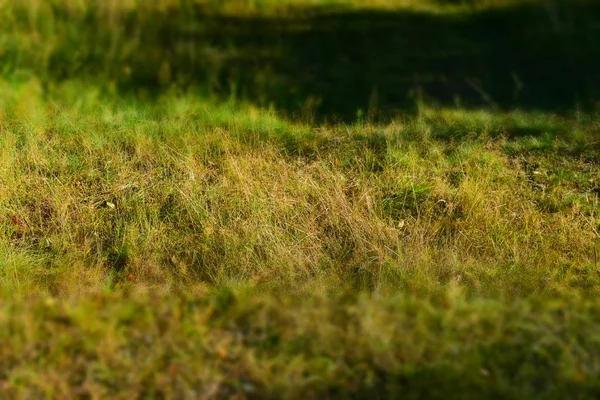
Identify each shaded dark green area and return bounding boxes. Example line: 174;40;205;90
4;0;600;121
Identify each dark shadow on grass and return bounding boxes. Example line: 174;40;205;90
37;0;600;122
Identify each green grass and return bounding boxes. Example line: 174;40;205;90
4;291;600;399
1;0;600;398
1;78;599;398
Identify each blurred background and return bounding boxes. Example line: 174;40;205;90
2;0;599;122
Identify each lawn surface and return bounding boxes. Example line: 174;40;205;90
1;0;600;398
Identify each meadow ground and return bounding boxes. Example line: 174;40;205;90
1;0;600;398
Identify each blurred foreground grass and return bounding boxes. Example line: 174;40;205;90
1;0;600;398
4;290;600;398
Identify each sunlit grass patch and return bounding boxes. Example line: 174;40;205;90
0;77;598;396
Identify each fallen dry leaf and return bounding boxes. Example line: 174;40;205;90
216;347;228;359
168;363;180;376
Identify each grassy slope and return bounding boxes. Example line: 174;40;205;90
1;0;600;398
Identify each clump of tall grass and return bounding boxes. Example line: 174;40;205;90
1;80;598;298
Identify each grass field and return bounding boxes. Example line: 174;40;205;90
1;0;600;398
